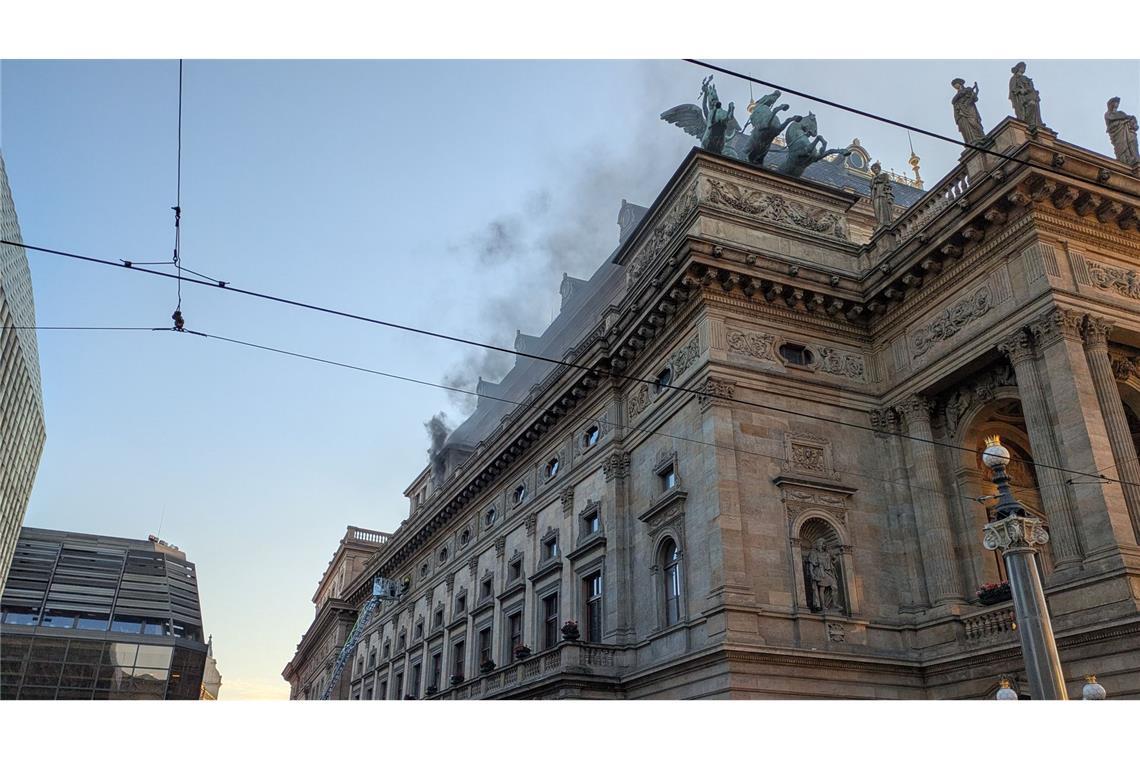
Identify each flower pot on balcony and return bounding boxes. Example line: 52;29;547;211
425;686;438;696
480;660;496;674
977;583;1012;605
561;622;580;641
449;674;464;686
513;646;532;660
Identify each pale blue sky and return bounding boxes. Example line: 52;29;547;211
3;59;1137;698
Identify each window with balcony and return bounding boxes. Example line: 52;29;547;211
409;662;421;698
452;640;466;681
584;571;603;643
478;626;493;669
430;652;442;691
507;612;523;662
542;593;560;650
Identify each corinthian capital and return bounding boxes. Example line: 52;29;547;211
1026;306;1084;349
982;514;1050;551
895;394;934;427
1081;315;1114;349
996;328;1035;365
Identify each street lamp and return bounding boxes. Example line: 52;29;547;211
980;435;1068;700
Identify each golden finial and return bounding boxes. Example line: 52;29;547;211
985;434;1002;448
907;131;923;188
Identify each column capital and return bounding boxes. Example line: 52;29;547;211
1111;354;1139;382
1081;315;1114;350
1026;306;1085;350
869;406;900;437
996;328;1035;365
982;514;1051;552
895;394;934;426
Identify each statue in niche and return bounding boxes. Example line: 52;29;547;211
804;539;843;612
1008;62;1044;130
951;78;986;145
1105;97;1140;167
869;161;894;227
745;89;799;165
779;113;851;178
660;75;743;157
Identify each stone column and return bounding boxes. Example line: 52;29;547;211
601;449;634;643
996;329;1084;569
896;395;964;604
872;407;928;609
1082;316;1140;544
1028;307;1138;556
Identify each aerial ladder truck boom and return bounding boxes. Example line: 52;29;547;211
320;576;403;700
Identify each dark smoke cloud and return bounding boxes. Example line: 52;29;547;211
425;412;452;484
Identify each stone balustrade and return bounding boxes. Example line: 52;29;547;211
348;526;391;545
426;640;627;699
893;166;971;244
961;603;1017;642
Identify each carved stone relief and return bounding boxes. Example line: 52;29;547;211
781;432;838;481
626;181;699;285
939;362;1017;438
671;334;701;375
910;284;993;357
815;346;868;383
705;177;848;240
626;383;651;422
1086;259;1140;300
726;328;777;361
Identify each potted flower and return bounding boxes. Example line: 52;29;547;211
480;659;496;674
561;620;580;641
513;643;532;660
449;673;464;686
425;685;438;696
977;581;1012;605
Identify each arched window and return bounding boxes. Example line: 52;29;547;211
661;538;682;626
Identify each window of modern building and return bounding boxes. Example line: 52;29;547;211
584;572;603;643
507;612;523;662
2;608;37;625
779;342;814;366
660;463;677;491
513;484;527;506
478;626;493;668
430;652;442;691
542;593;560;650
662;539;682;626
583;425;600;448
545;458;559;479
542;535;559;561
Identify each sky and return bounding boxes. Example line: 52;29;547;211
2;59;1138;700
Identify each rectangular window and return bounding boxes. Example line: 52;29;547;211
410;663;421;698
507;612;523;662
478;626;493;667
414;622;424;640
364;687;373;700
509;558;522;581
452;641;465;680
398;633;406;651
542;536;558;561
430;652;442;690
368;649;376;670
433;608;444;629
378;680;387;700
661;465;677;491
382;642;390;659
584;511;600;535
480;578;493;599
542;593;560;649
584;572;603;643
394;672;404;699
456;592;467;614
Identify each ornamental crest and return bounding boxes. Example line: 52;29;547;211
911;285;993;357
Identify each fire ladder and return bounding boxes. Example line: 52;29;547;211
320;577;402;700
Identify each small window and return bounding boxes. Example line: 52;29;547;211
542;535;559;561
456;592;467;614
398;633;407;651
438;547;448;564
383;641;391;659
509;558;523;581
460;529;471;546
583;510;600;535
513;484;527;505
545;458;560;479
661;464;677;491
779;342;813;366
368;649;377;669
481;577;494;599
415;621;424;640
583;425;600;448
419;562;429;578
484;506;497;527
654;367;672;393
433;607;444;629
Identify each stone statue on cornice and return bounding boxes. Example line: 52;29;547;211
951;78;986;145
869;161;895;227
778;113;851;178
1105;97;1140;168
745;89;800;166
1008;62;1044;131
660;75;745;158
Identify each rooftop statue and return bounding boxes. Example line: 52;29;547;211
661;75;744;158
951;78;986;146
869;161;895;227
1105;97;1140;168
745;89;800;166
1008;62;1044;130
778;113;851;178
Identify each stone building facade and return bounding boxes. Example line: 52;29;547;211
288;115;1140;699
0;150;46;597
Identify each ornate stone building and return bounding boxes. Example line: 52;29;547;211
287;113;1140;699
0;150;46;597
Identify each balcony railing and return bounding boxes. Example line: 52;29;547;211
961;603;1017;642
427;640;627;700
347;526;391;545
892;165;971;245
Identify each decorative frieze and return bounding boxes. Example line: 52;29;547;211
625;383;651;422
670;334;701;374
781;432;838;481
626;181;699;285
726;328;777;361
1086;259;1140;300
697;377;736;411
815;346;868;383
705;177;848;241
910;284;993;358
560;487;575;516
602;451;631;483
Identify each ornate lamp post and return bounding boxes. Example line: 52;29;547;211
981;435;1068;700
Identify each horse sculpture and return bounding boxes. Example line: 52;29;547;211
779;113;851;178
745;90;800;166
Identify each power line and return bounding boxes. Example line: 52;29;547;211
684;59;1140;206
0;326;166;331
171;59;185;330
9;236;1140;490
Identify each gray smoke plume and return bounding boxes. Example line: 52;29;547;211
425;412;452;484
439;61;695;417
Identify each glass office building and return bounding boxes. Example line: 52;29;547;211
0;528;209;700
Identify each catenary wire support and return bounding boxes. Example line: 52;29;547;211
171;58;185;332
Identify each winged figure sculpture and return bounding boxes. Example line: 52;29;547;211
661;75;747;158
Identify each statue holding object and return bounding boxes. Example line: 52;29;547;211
869;161;894;227
779;113;851;178
1105;96;1140;168
661;75;744;158
1008;61;1044;130
745;89;800;166
951;78;986;145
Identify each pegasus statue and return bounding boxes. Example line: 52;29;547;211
779;113;851;178
661;75;746;158
745;90;800;166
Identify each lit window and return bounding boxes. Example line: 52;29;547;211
545;458;560;479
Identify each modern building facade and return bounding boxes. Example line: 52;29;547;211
0;150;46;597
0;528;210;700
287;91;1140;699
